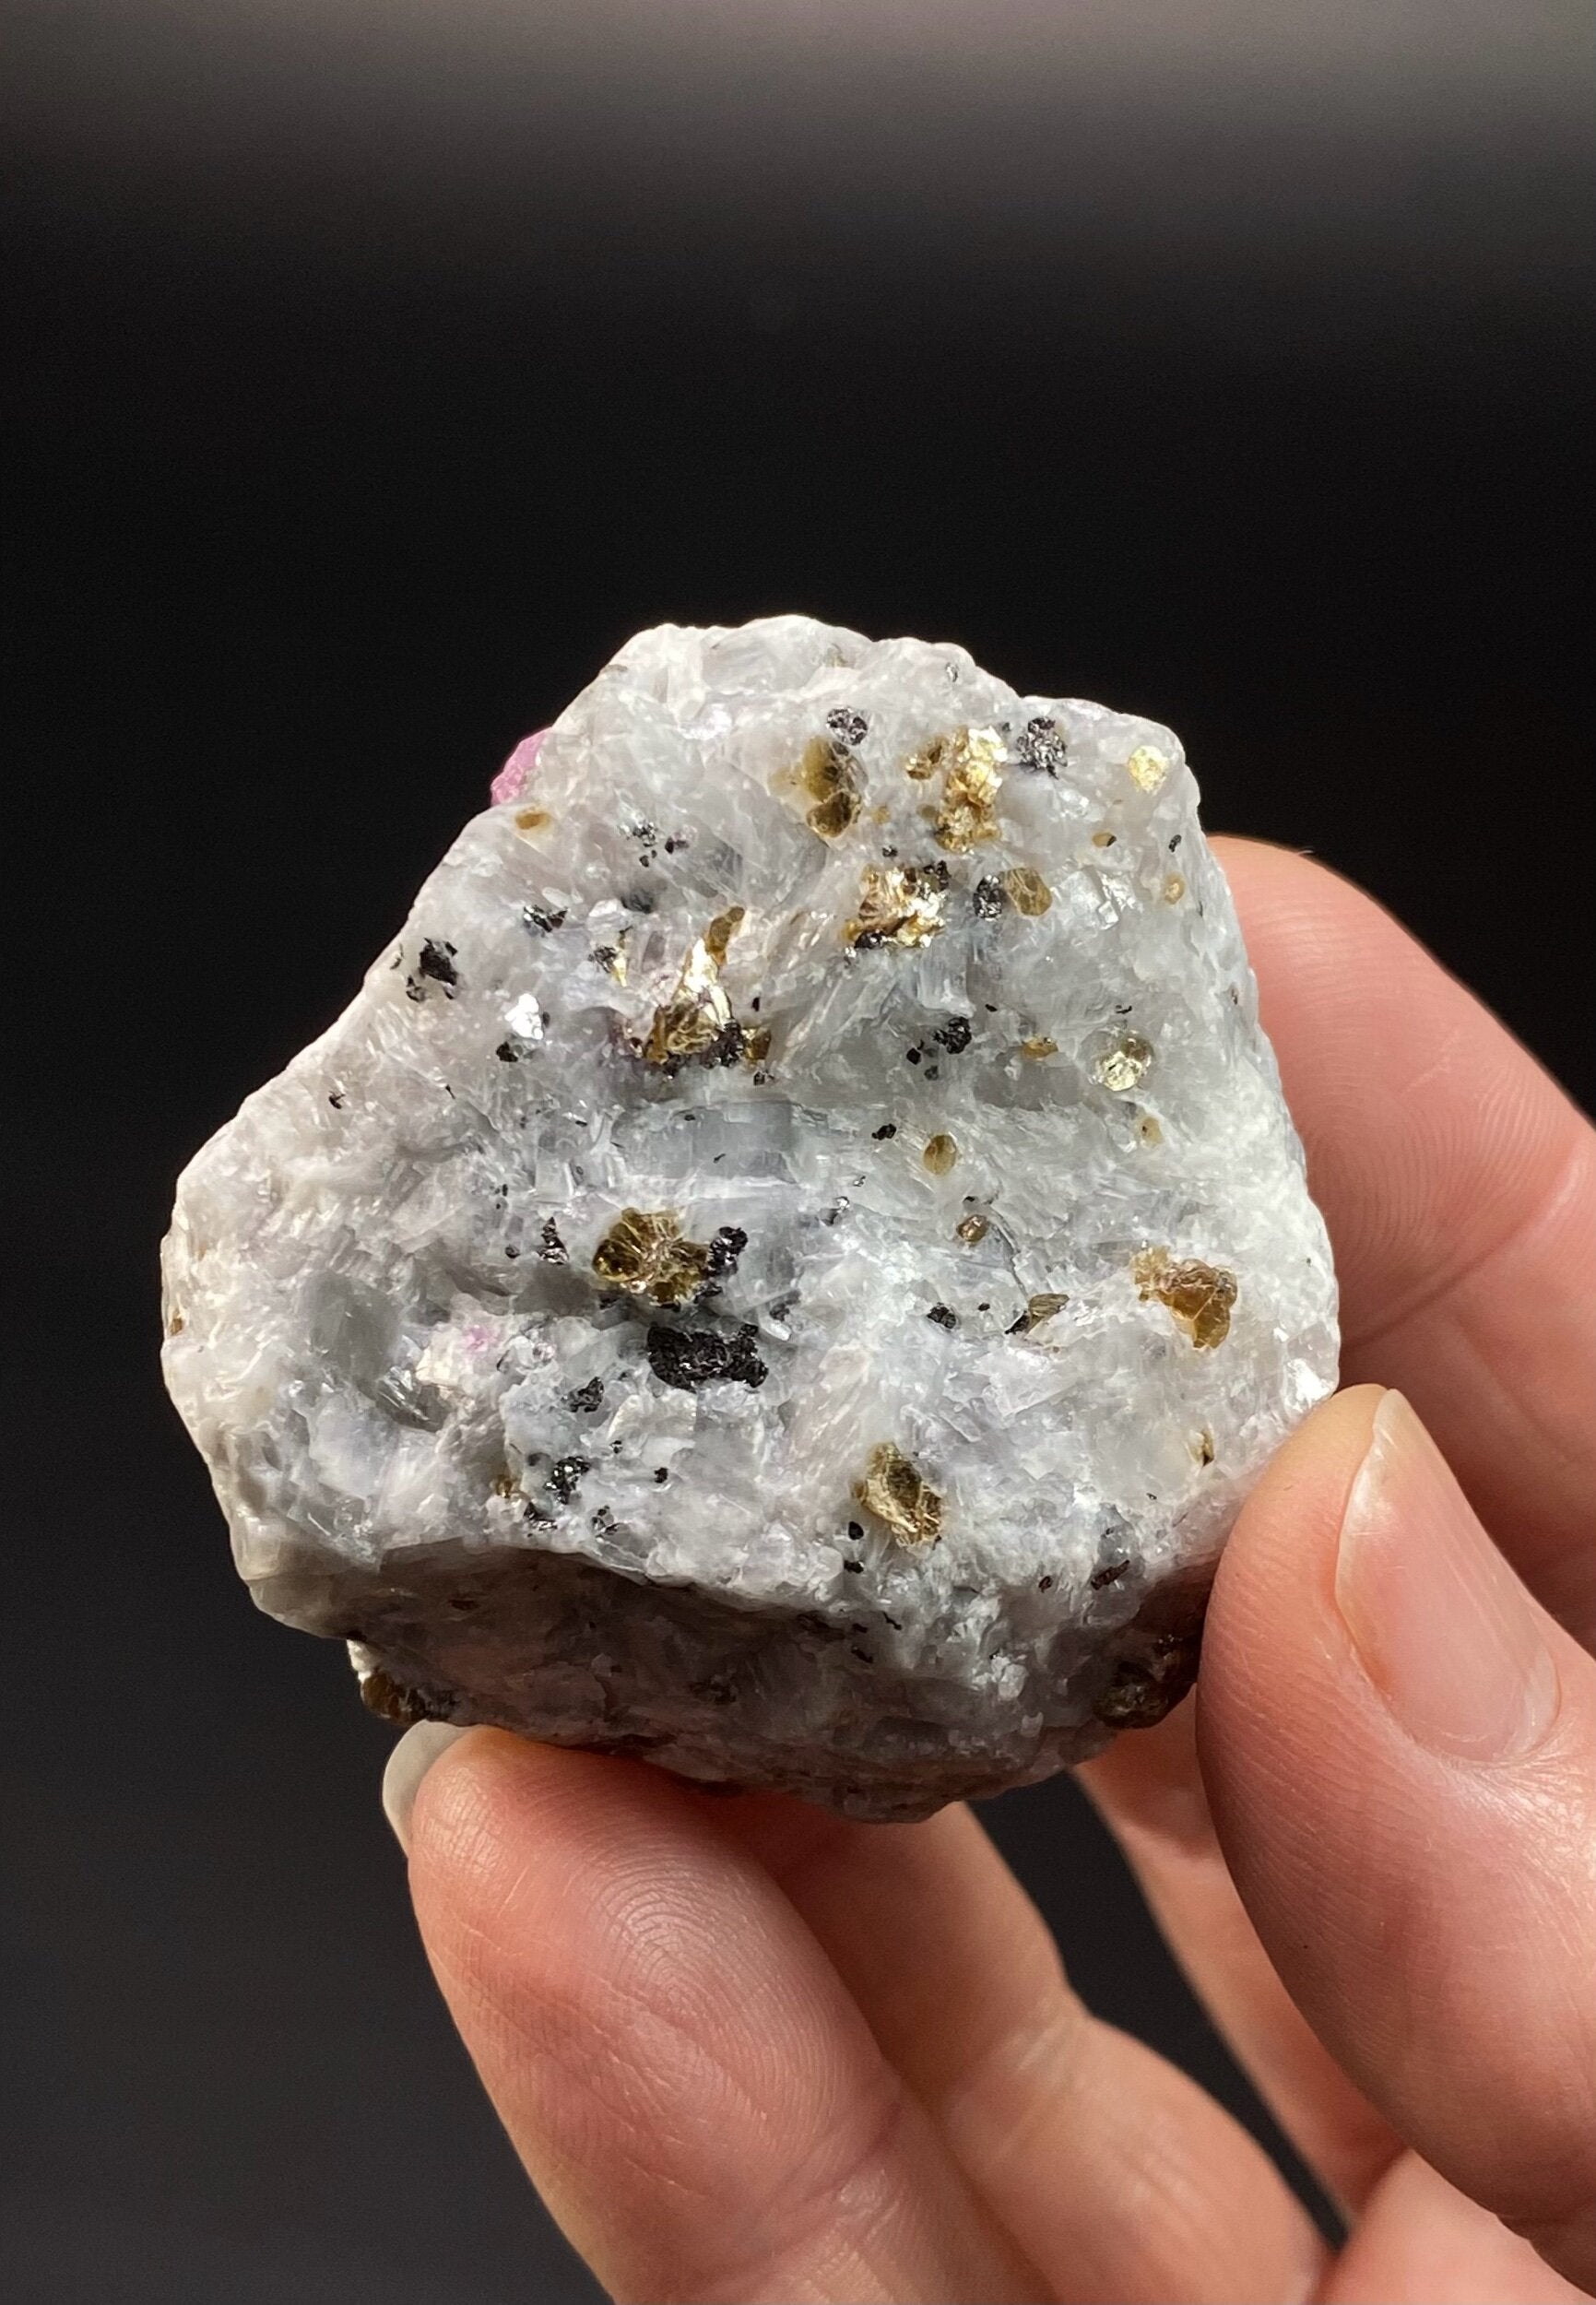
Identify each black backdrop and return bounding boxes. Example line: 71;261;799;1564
6;6;1592;2300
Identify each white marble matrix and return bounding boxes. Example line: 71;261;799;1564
161;618;1338;1818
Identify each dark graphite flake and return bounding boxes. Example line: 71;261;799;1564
934;1016;973;1054
826;707;869;747
645;1322;768;1392
417;940;458;987
972;877;1005;918
547;1456;590;1504
538;1218;569;1264
566;1377;605;1413
523;903;567;934
927;1304;957;1330
871;1122;897;1140
704;1225;748;1279
1018;716;1067;775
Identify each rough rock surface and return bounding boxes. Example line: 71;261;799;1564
161;618;1337;1819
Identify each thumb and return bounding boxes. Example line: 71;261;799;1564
1197;1385;1596;2293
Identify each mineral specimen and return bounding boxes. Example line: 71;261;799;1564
161;617;1338;1821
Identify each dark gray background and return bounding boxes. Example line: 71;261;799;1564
6;4;1592;2299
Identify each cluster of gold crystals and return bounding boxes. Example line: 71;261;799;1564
1093;1031;1155;1093
1132;1247;1237;1350
798;737;863;840
643;908;744;1063
931;727;1004;852
855;1443;944;1547
844;864;945;948
1000;865;1052;916
1126;744;1169;792
1019;1034;1058;1061
903;730;953;781
955;1212;989;1245
592;1208;712;1305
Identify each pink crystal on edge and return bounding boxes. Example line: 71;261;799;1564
490;729;548;806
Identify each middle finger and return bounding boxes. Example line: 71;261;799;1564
710;1783;1325;2305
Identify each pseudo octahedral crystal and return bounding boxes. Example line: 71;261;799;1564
161;618;1338;1820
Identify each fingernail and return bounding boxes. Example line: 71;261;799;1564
1335;1391;1559;1762
382;1721;469;1853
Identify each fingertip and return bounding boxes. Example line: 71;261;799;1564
380;1720;471;1853
402;1732;674;1933
1205;1386;1386;1639
1200;1389;1596;2288
1197;1385;1384;1863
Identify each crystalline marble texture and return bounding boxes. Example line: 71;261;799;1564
161;618;1338;1820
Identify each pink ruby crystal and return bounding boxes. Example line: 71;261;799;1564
490;729;548;806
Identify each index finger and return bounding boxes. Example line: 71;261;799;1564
1215;837;1596;1644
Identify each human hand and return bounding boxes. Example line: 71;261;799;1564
384;841;1596;2304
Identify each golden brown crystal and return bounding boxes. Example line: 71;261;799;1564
1000;865;1052;916
855;1443;944;1547
703;906;745;964
844;865;945;948
1126;744;1169;793
1093;1032;1154;1093
903;731;951;781
1132;1247;1237;1350
798;737;862;839
644;912;744;1064
929;727;1005;852
593;1209;712;1305
1012;1291;1069;1332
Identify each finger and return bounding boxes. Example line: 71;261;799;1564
1200;1384;1596;2294
1079;1707;1403;2209
1213;837;1596;1642
404;1730;1042;2305
700;1785;1325;2305
1319;2153;1593;2305
1081;835;1596;2204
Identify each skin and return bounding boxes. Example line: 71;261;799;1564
395;840;1596;2303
